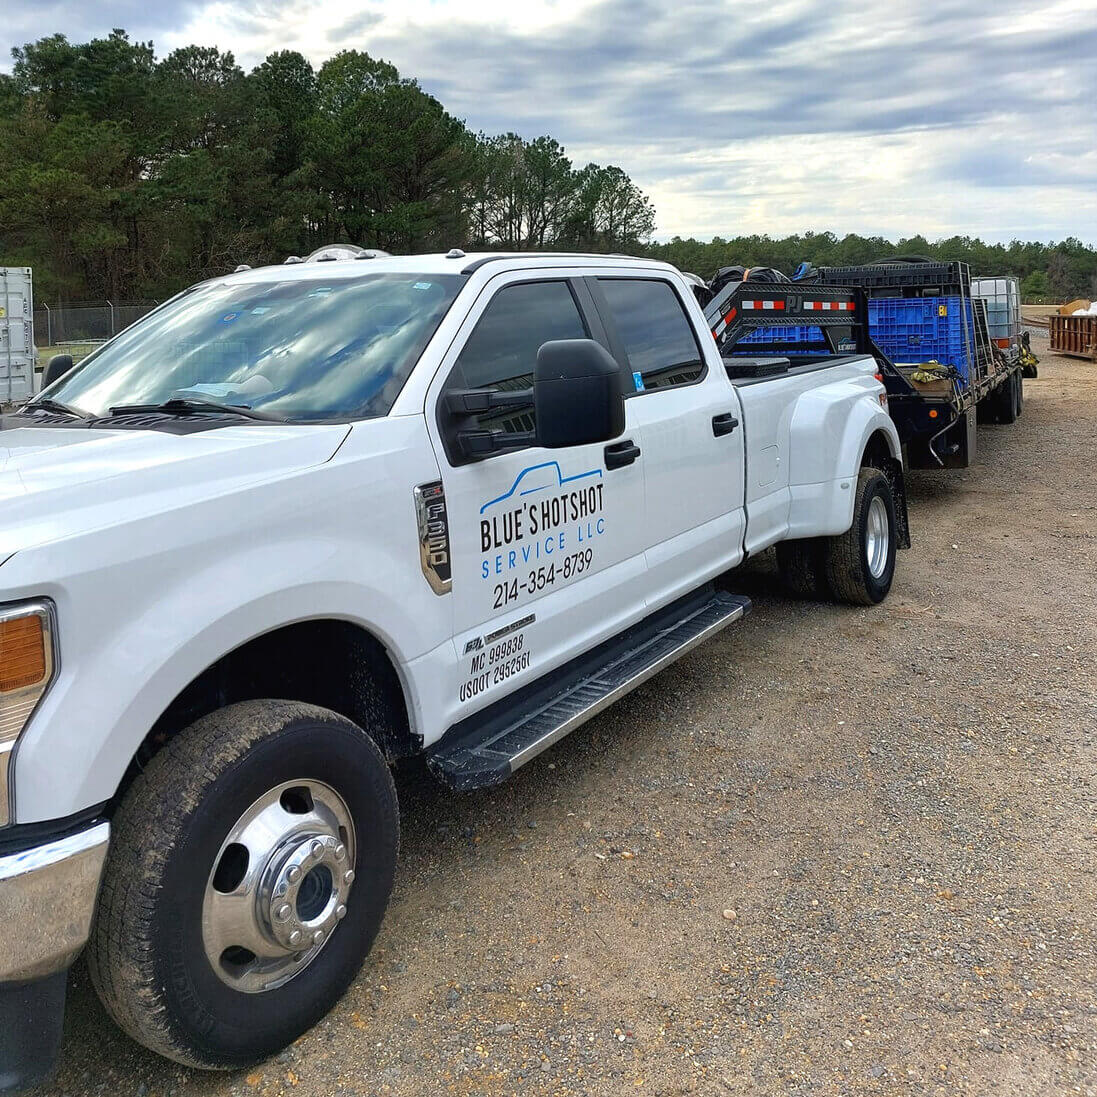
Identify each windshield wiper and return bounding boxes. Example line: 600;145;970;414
106;398;286;422
22;396;92;420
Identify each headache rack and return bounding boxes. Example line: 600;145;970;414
703;281;915;394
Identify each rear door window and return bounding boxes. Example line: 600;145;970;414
597;279;705;392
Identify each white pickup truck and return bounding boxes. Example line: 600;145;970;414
0;250;908;1086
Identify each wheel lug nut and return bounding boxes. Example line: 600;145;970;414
275;882;288;898
289;929;302;946
276;903;291;921
334;844;345;861
311;840;324;859
313;929;325;945
336;904;347;920
288;865;302;884
343;869;355;885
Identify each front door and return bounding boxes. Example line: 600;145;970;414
425;273;649;728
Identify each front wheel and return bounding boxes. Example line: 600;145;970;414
822;466;897;605
87;700;399;1069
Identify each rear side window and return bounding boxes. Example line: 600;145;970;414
450;280;588;437
598;279;704;392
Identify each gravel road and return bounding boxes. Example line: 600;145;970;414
37;335;1097;1096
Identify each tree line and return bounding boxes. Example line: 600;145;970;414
2;30;1094;305
648;233;1097;302
0;31;655;302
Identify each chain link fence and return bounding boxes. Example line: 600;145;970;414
33;301;158;347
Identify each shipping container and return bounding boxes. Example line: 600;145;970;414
1;267;35;404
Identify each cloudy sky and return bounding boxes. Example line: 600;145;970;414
4;0;1097;244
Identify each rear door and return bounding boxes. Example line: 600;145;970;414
425;272;649;726
589;275;747;608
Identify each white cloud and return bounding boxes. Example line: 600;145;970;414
4;0;1097;243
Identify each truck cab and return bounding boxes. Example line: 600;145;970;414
0;251;906;1087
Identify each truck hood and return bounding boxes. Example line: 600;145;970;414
0;422;351;560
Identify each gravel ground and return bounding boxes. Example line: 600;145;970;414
37;335;1097;1096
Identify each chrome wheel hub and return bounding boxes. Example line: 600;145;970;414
865;495;890;579
201;780;356;993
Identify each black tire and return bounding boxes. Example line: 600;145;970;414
1015;371;1024;417
997;372;1019;424
775;537;826;599
822;466;897;606
87;700;399;1069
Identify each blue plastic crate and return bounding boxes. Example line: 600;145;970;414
738;324;825;355
867;296;975;381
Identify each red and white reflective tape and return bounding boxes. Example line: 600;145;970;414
803;300;856;312
711;305;738;338
741;300;786;311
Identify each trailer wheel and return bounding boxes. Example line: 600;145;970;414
1015;371;1024;417
822;467;897;606
776;538;826;599
87;700;399;1069
998;373;1019;424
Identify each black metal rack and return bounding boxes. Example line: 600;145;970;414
703;282;905;383
814;260;971;298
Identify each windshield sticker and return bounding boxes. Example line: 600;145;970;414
220;312;240;324
413;282;433;290
633;371;645;392
251;306;272;315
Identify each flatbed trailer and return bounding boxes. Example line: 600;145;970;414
703;272;1026;470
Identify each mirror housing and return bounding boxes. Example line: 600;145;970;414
42;354;75;389
449;339;625;460
533;339;624;448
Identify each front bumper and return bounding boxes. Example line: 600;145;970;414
0;822;108;1090
0;822;109;982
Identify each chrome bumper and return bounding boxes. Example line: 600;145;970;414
0;823;109;982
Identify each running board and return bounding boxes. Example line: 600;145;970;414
427;589;751;791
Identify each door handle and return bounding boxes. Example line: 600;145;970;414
712;412;739;437
604;439;641;469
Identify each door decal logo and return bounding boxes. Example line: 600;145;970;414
478;462;607;600
480;461;602;514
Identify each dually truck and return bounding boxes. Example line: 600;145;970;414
0;250;908;1087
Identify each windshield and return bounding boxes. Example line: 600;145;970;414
44;273;464;421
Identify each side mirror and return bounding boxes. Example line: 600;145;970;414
42;354;75;388
534;339;625;448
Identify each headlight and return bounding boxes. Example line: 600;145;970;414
0;601;58;826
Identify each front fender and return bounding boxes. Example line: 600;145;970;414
12;565;431;824
5;416;451;823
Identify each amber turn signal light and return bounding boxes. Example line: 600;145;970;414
0;614;47;693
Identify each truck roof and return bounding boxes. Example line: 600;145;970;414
212;251;677;288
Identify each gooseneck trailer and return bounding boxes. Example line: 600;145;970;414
703;260;1029;470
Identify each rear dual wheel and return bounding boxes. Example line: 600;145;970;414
87;700;399;1069
777;466;897;606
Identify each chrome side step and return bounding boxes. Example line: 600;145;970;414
428;589;751;790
